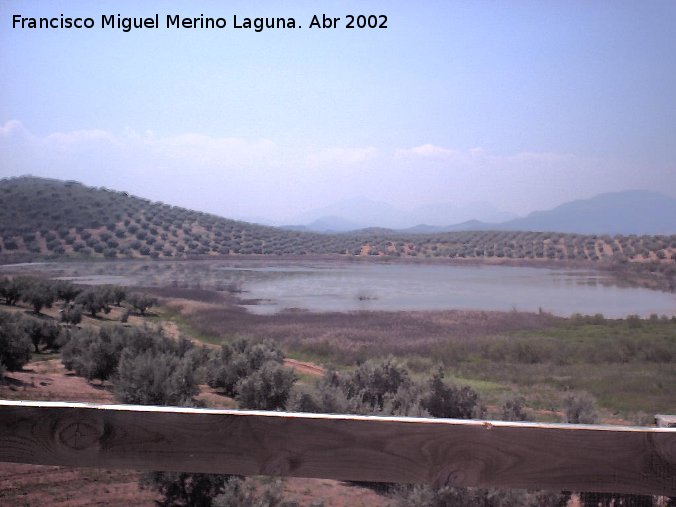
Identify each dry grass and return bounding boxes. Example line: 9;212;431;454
175;304;560;363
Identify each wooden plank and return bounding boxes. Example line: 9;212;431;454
0;401;674;495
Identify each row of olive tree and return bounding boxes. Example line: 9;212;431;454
0;277;79;314
0;276;157;322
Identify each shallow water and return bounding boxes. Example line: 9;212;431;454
3;260;673;318
231;262;676;318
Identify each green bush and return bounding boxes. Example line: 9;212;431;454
333;356;411;411
75;287;112;317
420;369;484;419
141;472;237;507
0;311;32;370
499;394;532;422
21;279;56;314
293;361;484;420
236;361;296;410
0;276;29;305
60;303;83;325
206;338;285;395
54;280;81;303
563;392;598;424
206;338;294;410
24;318;63;352
61;327;120;381
213;478;295;507
127;292;158;315
114;349;198;406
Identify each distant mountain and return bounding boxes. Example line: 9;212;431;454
282;215;366;233
285;197;516;231
402;220;498;234
287;198;404;230
289;191;676;235
498;191;676;235
410;202;516;225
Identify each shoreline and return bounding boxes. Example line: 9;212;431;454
1;252;673;294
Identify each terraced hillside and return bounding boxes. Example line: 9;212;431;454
1;177;674;275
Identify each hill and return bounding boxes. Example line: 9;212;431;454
498;191;676;235
0;177;674;285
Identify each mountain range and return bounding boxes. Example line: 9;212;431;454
283;191;676;235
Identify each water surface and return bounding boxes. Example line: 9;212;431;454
231;263;675;318
3;260;672;318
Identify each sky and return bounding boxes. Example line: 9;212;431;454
1;0;675;225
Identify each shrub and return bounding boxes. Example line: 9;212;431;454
0;276;27;305
21;279;56;314
111;286;127;306
61;327;120;381
213;478;293;507
54;280;81;303
206;338;290;405
61;325;202;383
390;484;567;507
420;369;484;419
141;472;237;507
334;356;411;411
627;314;643;329
75;287;112;317
114;350;198;406
0;311;32;370
127;292;158;315
24;317;61;352
499;394;532;422
60;303;83;325
120;308;130;323
236;361;296;410
3;238;18;250
563;392;598;424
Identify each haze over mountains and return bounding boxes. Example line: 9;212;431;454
280;198;517;232
282;191;676;236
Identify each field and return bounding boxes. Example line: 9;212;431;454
161;290;676;421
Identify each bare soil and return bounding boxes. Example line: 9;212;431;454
284;358;326;377
0;463;158;507
0;359;115;403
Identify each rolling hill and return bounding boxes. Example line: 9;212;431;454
0;177;674;280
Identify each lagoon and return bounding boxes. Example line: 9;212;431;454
3;260;673;318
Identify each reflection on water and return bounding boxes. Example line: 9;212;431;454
1;260;674;318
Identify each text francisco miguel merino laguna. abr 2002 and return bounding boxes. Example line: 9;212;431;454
12;13;389;32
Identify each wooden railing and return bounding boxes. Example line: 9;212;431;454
1;400;675;496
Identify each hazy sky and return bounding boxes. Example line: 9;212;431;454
1;0;675;223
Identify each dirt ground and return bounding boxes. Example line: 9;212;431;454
0;463;158;507
0;359;115;404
